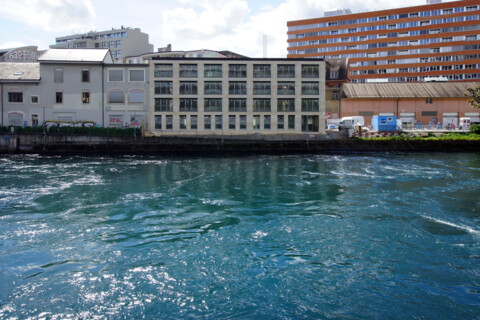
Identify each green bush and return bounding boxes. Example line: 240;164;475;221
470;124;480;134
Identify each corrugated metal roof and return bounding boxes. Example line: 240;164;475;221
38;49;110;63
343;82;480;99
0;62;40;81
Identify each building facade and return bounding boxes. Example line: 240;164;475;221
104;64;149;128
149;58;326;135
51;27;154;63
341;82;480;127
287;0;480;83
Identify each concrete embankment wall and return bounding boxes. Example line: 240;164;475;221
0;133;478;155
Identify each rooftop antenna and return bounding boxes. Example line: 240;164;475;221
263;34;267;58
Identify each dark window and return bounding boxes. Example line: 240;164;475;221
277;98;295;112
264;115;271;129
277;64;295;78
302;82;319;95
179;64;197;77
82;69;90;82
180;81;198;95
229;98;247;112
253;99;271;112
155;81;172;94
288;115;295;129
179;115;187;129
54;68;63;83
301;115;319;132
302;65;319;78
191;115;198;130
229;64;247;78
8;92;23;103
253;82;271;95
277;82;295;95
253;64;271;78
277;115;284;129
240;115;247;129
166;115;173;129
204;81;222;95
179;99;197;112
204;98;223;112
154;64;173;77
155;98;173;111
55;92;63;104
204;64;222;78
301;99;319;112
229;115;236;130
215;115;222;129
82;92;90;104
229;81;247;94
204;115;212;130
155;115;162;129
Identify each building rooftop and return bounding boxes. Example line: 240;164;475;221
0;62;40;81
38;49;112;63
343;82;480;99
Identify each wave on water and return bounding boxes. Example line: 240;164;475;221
421;215;480;237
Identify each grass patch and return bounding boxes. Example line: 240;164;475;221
359;133;480;141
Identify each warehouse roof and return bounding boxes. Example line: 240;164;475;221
343;82;480;99
0;62;40;81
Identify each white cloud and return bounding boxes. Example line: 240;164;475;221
162;0;250;41
0;0;95;33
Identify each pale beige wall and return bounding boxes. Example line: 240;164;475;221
148;59;326;135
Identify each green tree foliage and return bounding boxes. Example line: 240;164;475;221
465;85;480;109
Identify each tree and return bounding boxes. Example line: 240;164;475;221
465;85;480;109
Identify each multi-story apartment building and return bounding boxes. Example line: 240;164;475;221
50;27;154;63
287;0;480;83
149;58;326;135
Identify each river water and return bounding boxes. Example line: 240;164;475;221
0;153;479;319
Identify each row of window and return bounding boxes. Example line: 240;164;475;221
350;73;480;83
290;30;479;47
53;68;145;83
7;89;145;105
154;98;320;112
154;114;320;132
154;63;320;79
351;53;479;67
292;44;479;57
350;64;480;76
287;5;479;31
154;81;320;95
290;15;480;40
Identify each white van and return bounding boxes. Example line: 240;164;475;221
339;116;365;131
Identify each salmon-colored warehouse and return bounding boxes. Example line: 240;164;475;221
341;82;480;127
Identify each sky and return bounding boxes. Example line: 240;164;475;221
0;0;447;58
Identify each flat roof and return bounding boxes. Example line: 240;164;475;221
151;57;324;62
38;49;111;63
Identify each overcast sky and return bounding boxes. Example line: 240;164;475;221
0;0;447;58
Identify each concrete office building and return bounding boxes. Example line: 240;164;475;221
287;0;480;83
51;27;154;63
149;58;325;135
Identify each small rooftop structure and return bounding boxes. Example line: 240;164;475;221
324;8;352;17
0;62;40;82
38;49;113;63
343;82;480;99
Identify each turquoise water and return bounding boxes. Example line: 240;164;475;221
0;154;479;319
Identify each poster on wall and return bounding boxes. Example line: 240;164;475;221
109;115;124;127
130;115;144;128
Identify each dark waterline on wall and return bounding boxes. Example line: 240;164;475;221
0;153;479;319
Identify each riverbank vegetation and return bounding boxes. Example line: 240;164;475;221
0;126;140;136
